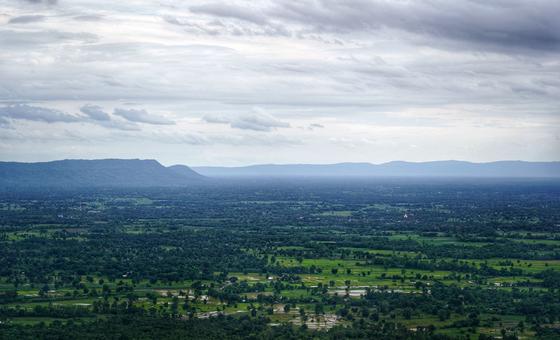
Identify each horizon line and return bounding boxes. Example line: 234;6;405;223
2;158;560;167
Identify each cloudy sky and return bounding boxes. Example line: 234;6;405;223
0;0;559;166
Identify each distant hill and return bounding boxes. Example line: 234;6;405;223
193;161;560;178
1;159;557;189
168;164;204;178
0;159;204;188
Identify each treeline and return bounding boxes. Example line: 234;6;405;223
0;314;448;340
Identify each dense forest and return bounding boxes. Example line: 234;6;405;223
1;179;559;339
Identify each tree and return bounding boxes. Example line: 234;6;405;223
283;304;291;313
39;284;49;297
403;307;413;320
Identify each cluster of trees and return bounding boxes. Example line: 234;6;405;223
1;180;559;339
0;314;459;339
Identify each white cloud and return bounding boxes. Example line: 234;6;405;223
308;123;324;130
8;15;46;24
0;104;80;123
202;113;230;124
80;104;110;121
203;109;290;132
113;108;174;125
231;111;290;131
0;0;557;164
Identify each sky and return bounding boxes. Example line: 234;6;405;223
0;0;559;166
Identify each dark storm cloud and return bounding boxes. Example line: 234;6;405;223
8;15;46;24
113;108;175;125
0;104;80;123
270;0;560;52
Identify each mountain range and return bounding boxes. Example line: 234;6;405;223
193;161;560;178
0;159;558;189
0;159;203;188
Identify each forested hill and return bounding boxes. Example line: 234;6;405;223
0;159;204;188
194;160;560;178
2;159;558;189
